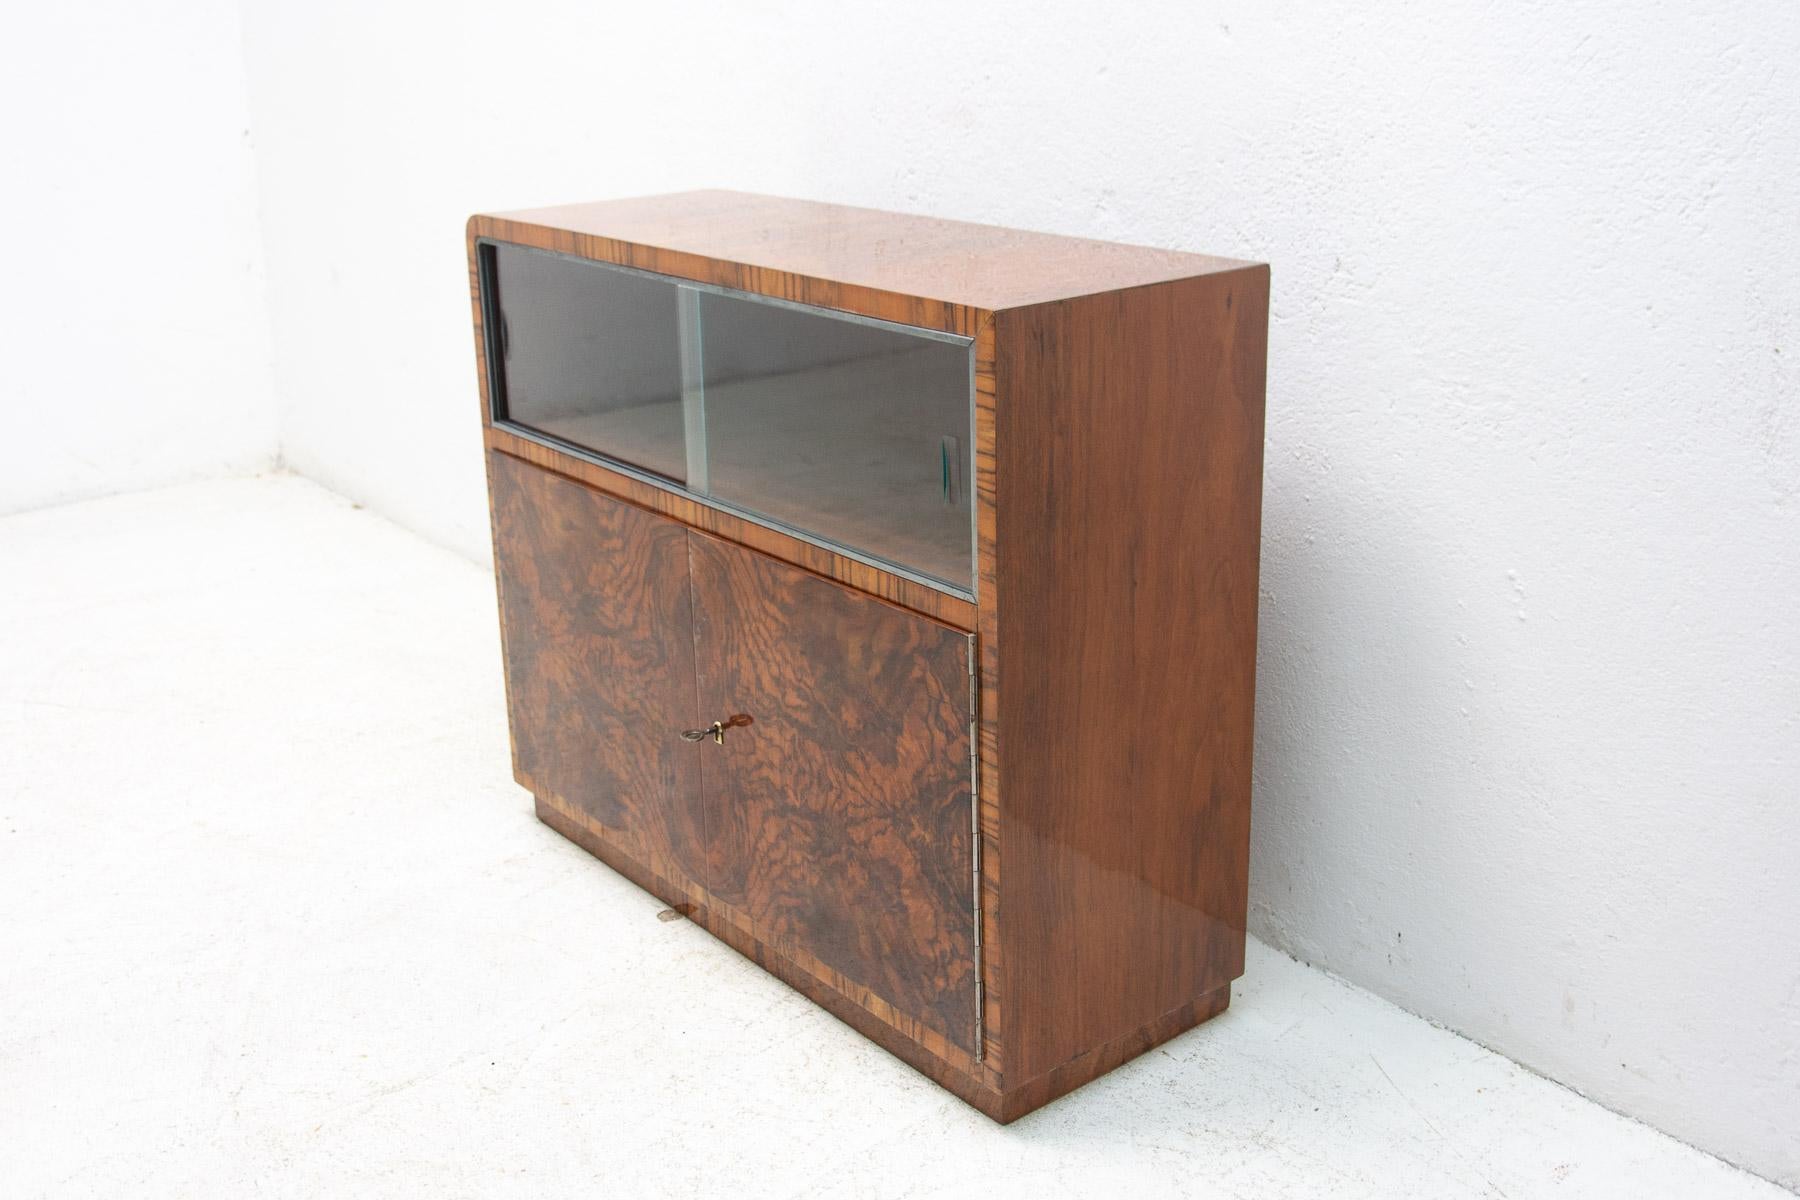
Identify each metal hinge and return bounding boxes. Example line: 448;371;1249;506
967;633;984;1062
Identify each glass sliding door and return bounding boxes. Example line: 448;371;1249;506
480;242;976;595
697;291;973;592
481;243;689;485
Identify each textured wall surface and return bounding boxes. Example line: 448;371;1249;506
0;0;275;514
236;2;1800;1185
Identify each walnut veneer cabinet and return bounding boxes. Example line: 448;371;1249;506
467;191;1268;1122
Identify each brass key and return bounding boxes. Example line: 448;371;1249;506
679;714;753;744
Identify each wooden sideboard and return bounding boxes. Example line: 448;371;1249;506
467;190;1269;1121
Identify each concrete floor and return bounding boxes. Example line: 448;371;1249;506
0;474;1786;1200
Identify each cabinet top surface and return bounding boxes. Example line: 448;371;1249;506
477;190;1260;312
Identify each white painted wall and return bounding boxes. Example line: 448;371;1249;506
0;0;275;514
237;1;1800;1187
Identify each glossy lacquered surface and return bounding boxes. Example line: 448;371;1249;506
473;191;1268;1121
995;269;1267;1079
488;189;1254;313
491;450;978;1060
489;452;706;882
689;533;977;1055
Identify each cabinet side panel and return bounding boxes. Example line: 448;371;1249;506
488;451;708;885
995;268;1269;1080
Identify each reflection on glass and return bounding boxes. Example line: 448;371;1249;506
482;244;976;593
699;293;973;591
486;243;687;483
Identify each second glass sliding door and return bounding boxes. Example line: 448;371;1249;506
696;289;973;592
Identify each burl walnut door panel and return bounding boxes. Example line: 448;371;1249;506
488;452;708;886
686;533;978;1055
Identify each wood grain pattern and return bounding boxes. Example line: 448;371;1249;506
468;210;982;346
488;451;708;886
971;315;1004;1084
486;427;977;632
466;193;1003;1080
994;265;1269;1081
538;785;1228;1124
531;789;1002;1111
991;984;1233;1122
488;449;989;1072
530;779;988;1078
480;190;1254;313
686;532;978;1055
473;191;1268;1119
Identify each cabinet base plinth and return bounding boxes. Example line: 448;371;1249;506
533;790;1232;1124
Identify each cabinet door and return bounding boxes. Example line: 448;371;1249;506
488;452;708;886
687;533;978;1054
